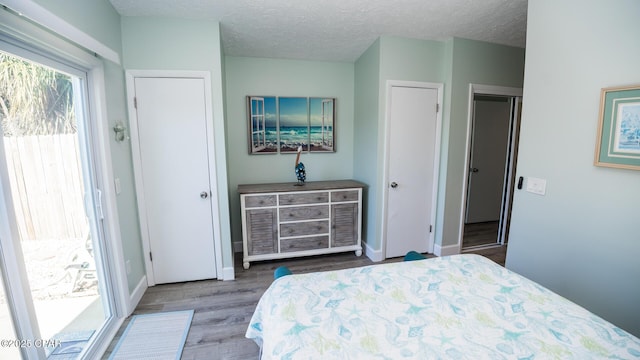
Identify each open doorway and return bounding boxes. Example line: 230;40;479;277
461;85;522;250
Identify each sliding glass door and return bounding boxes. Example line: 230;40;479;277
0;43;116;359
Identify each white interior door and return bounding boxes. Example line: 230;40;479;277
465;98;511;223
385;85;439;258
133;77;216;284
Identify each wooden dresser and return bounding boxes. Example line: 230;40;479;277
238;180;365;269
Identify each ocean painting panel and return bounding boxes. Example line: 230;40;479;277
309;98;335;152
247;96;278;154
279;97;309;152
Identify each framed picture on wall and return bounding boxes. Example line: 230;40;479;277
247;96;277;154
247;95;337;154
594;84;640;170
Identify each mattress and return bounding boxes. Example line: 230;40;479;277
247;254;640;359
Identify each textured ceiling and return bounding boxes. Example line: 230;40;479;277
109;0;527;62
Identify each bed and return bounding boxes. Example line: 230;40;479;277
246;254;640;359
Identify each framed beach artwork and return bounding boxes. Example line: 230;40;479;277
594;85;640;170
247;96;277;154
279;97;309;153
247;96;337;154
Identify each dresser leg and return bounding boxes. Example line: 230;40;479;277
355;249;362;257
243;261;250;270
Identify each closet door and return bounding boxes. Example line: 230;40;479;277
132;76;217;284
385;84;440;258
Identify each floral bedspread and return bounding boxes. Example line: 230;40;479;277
247;254;640;359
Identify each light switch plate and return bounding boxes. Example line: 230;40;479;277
114;178;122;195
526;177;546;195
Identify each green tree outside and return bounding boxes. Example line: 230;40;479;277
0;52;76;137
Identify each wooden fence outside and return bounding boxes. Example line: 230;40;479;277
3;135;88;241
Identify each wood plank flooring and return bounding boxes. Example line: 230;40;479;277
463;221;500;248
102;247;506;359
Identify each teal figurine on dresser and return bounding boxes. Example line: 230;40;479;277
294;145;306;185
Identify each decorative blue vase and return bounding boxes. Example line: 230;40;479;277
295;162;306;185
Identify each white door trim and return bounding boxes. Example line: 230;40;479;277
381;80;443;258
126;70;224;285
458;84;523;253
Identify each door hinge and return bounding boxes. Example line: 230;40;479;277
429;225;433;233
149;252;153;262
134;97;137;109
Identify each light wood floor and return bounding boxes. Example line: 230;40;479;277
463;221;500;248
102;247;506;359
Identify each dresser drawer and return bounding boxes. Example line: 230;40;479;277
331;190;359;202
244;195;277;208
279;192;328;205
280;220;329;237
280;205;329;221
281;236;329;253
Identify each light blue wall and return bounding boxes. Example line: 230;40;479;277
224;56;355;247
437;39;454;250
33;0;122;53
31;0;145;293
102;61;145;292
122;17;219;70
379;36;445;83
121;17;233;271
506;0;640;336
354;39;380;252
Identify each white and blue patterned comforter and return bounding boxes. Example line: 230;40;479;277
247;254;640;359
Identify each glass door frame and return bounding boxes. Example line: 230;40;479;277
0;15;129;360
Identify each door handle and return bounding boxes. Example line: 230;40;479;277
200;191;209;199
390;182;398;188
471;167;479;173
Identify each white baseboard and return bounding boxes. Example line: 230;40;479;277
128;275;147;315
222;266;235;281
363;242;383;262
434;243;460;257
